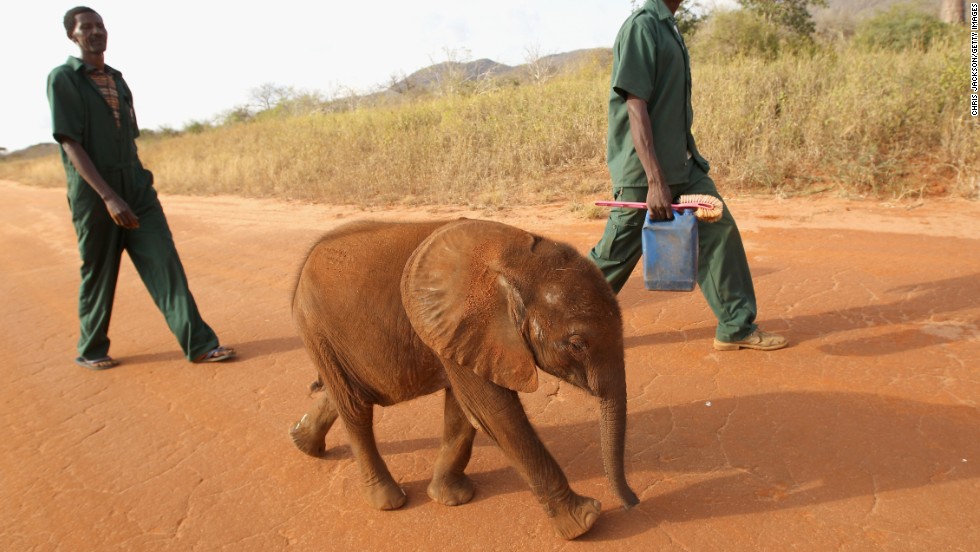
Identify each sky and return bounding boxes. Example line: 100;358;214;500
3;0;736;152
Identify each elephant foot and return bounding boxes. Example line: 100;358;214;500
549;493;602;540
364;480;407;510
427;473;475;506
289;416;326;457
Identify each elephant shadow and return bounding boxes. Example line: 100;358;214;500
623;273;980;357
365;390;978;539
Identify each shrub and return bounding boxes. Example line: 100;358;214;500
690;9;810;60
854;4;949;51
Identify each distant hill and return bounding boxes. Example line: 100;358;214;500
815;0;941;27
821;0;940;16
395;58;514;92
537;48;613;74
387;48;611;95
0;143;58;161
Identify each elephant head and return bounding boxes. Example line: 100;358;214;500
401;219;639;510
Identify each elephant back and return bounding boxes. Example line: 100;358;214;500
293;219;454;404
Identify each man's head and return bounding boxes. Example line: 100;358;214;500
64;7;106;55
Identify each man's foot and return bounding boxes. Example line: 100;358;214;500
194;346;237;363
714;329;788;351
75;356;119;370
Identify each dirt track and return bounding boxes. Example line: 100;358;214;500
1;179;978;551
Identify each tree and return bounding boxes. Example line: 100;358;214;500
220;105;254;125
248;82;296;112
626;0;716;38
737;0;828;37
940;0;965;24
427;47;474;97
855;5;948;51
523;44;556;84
675;0;708;36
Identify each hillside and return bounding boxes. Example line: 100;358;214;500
815;0;941;23
387;48;611;95
822;0;940;15
0;143;58;161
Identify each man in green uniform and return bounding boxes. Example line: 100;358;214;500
48;6;236;369
589;0;787;351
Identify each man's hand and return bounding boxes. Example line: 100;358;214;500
60;137;139;229
646;180;674;221
104;195;139;229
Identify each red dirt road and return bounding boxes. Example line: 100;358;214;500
1;179;978;551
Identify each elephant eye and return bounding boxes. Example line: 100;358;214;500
567;335;588;353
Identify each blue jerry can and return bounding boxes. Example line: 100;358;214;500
641;210;698;291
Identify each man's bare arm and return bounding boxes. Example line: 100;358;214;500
626;94;673;221
60;138;139;229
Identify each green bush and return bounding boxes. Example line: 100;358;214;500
854;4;949;51
690;10;812;60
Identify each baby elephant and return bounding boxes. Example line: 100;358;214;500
289;219;638;539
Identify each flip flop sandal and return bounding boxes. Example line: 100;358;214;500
75;356;119;370
194;346;236;363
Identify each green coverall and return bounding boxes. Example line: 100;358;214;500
48;57;219;360
589;0;758;343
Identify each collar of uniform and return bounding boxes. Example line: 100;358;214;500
642;0;675;21
65;56;121;77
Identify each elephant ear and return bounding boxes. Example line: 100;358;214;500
401;219;539;393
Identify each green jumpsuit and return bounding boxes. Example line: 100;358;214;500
589;0;758;343
47;57;219;361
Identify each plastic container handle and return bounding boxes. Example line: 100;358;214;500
594;200;715;211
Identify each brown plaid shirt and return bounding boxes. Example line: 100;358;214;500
87;67;136;130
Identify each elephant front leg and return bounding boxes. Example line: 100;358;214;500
341;402;407;510
446;366;601;539
428;388;477;506
290;391;339;457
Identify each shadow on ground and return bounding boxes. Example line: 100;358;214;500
306;390;979;539
624;273;980;356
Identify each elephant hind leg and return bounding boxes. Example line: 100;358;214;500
428;388;477;506
290;391;338;457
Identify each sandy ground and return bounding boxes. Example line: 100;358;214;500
1;178;978;551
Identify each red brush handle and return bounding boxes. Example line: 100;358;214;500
594;200;715;211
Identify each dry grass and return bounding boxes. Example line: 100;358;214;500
137;69;612;209
0;156;64;189
693;36;978;199
3;41;976;205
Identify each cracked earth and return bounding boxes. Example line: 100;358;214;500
1;179;978;550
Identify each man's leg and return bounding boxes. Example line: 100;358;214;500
124;197;219;360
671;166;758;343
74;213;124;360
588;187;648;294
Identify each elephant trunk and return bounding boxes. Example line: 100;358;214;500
599;394;639;509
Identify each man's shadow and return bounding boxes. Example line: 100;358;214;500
368;391;977;540
623;273;980;357
113;335;304;366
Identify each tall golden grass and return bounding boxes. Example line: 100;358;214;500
3;39;976;205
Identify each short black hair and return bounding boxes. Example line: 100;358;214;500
64;6;98;35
